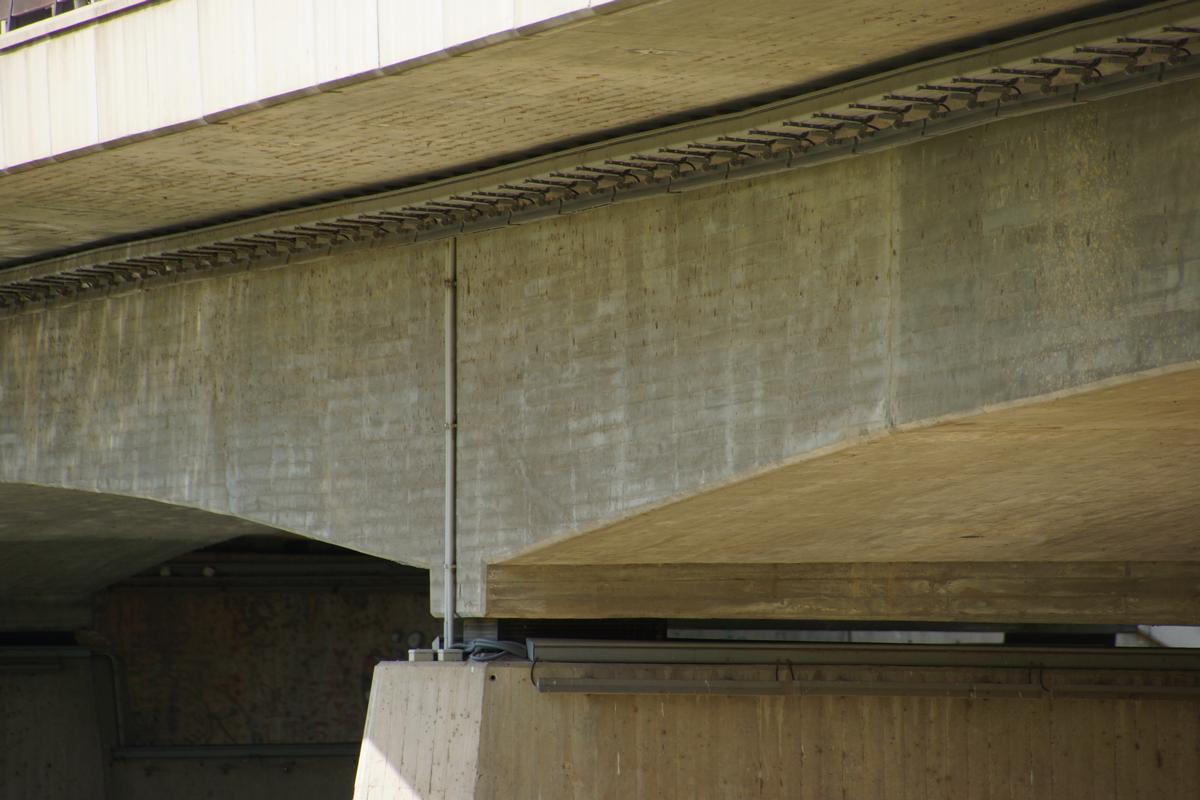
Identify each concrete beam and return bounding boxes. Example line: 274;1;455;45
487;562;1200;624
487;368;1200;624
3;76;1198;616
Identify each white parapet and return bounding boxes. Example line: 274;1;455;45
0;0;620;170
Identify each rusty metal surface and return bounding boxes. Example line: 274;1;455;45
92;586;436;746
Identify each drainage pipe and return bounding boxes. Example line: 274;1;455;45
442;237;458;648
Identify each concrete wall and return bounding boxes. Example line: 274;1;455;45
0;655;359;800
452;76;1200;612
112;756;357;800
0;651;110;800
354;662;485;799
2;78;1199;614
356;660;1200;799
0;242;447;568
0;561;433;800
93;584;436;745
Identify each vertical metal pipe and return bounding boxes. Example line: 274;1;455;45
442;237;458;648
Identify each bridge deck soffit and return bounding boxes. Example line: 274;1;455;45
1;0;1199;294
487;367;1200;624
0;483;287;597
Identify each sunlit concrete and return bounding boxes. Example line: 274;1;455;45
354;659;1200;799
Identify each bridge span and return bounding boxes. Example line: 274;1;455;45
2;0;1200;797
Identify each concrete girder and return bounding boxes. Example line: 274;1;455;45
488;368;1200;624
3;73;1199;619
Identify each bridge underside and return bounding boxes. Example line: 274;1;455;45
0;484;285;626
489;367;1200;624
0;0;1141;264
5;4;1200;800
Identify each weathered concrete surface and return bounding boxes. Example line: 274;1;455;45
0;483;281;599
111;756;357;800
95;582;435;746
356;660;1200;799
0;651;109;800
0;0;1139;263
488;368;1200;623
1;242;447;572
2;78;1199;617
354;663;484;800
501;368;1200;566
87;550;434;800
455;78;1200;614
0;553;432;800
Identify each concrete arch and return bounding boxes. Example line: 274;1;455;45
0;480;437;631
0;482;288;600
0;240;448;575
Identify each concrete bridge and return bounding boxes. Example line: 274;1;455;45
2;0;1200;797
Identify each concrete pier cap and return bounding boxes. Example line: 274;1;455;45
353;656;1200;799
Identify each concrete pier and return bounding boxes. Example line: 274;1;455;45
355;658;1200;799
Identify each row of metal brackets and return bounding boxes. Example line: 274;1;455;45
2;20;1198;310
